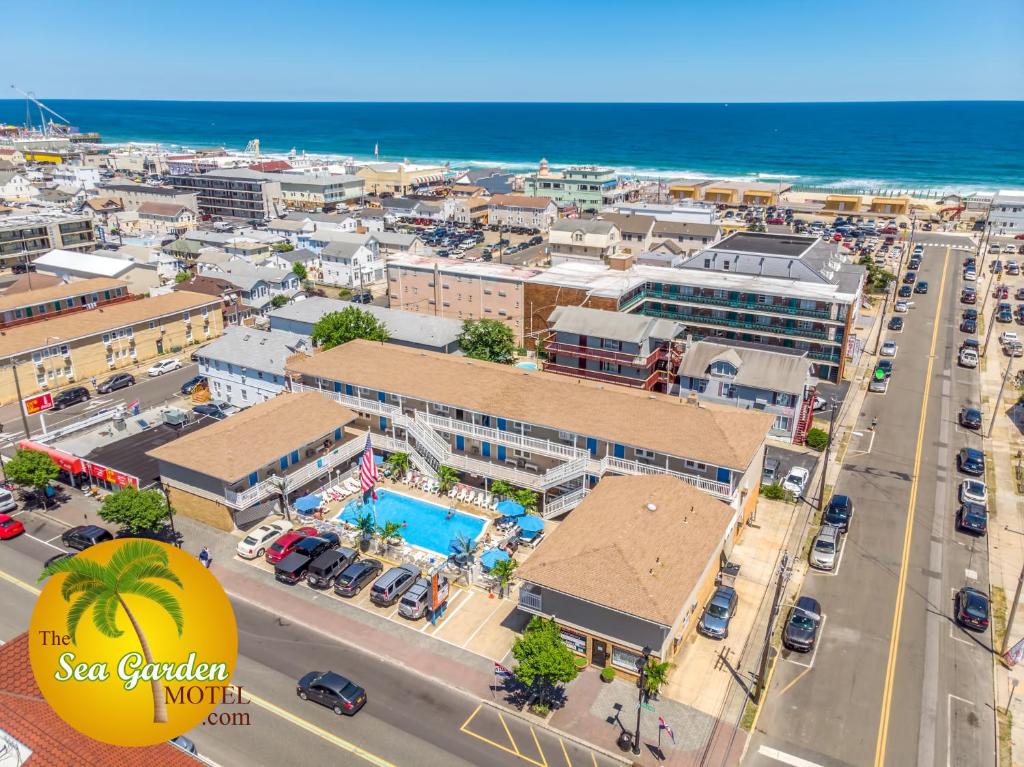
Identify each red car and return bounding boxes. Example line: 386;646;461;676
0;514;25;540
995;286;1009;299
265;526;318;564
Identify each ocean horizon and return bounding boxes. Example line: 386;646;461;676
1;100;1021;193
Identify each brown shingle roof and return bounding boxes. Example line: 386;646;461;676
596;212;656;236
0;633;200;767
0;277;128;313
137;201;190;217
488;194;555;210
517;475;734;625
2;273;63;295
652;221;721;238
148;391;357;483
0;291;220;360
287;340;773;469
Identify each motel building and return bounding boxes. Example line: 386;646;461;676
285;340;774;522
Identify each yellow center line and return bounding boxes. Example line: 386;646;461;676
591;751;598;767
874;246;950;767
246;691;397;767
0;567;41;595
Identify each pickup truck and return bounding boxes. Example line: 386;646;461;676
1000;331;1020;346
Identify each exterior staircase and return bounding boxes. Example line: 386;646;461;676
793;388;816;446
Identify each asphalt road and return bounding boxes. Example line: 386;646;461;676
0;512;620;767
747;240;996;767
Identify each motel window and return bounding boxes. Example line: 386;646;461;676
513;449;531;459
684;459;707;471
560;628;587;654
498;290;507;297
35;371;45;385
776;393;792;407
635;448;655;460
557;431;574;442
703;259;711;268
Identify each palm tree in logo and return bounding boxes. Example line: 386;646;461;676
40;539;184;723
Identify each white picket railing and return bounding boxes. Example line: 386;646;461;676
416;412;588;461
542;487;588;519
596;455;732;500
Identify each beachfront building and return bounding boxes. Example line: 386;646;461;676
523;161;619;211
677;341;817;444
990;190;1024;234
169;169;283;221
149;391;364;530
98;182;199;213
356;162;448;196
543;306;683;392
277;173;365;212
386;255;539;341
287;340;773;520
487;194;559;230
0;277;131;329
0;212;96;268
516;475;740;674
0;291;223;405
548;219;621;265
869;196;911;216
269;296;462;354
196;326;309;408
824;194;862;213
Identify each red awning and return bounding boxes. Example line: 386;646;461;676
16;440;83;474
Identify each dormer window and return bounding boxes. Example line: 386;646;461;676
710;361;738;377
572;231;584;242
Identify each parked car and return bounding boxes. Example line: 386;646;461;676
958;407;982;430
810;525;840;571
96;373;135;393
296;671;366;716
192;402;239;420
0;489;16;514
180;375;208;395
959;479;987;505
369;564;419;607
61;525;113;551
51;387;90;411
956;502;988;535
350;291;373;304
914;281;929;294
0;513;25;540
869;375;889;393
957;447;985;476
958;348;979;368
903;271;916;285
334;558;384;597
307;547;358;589
898;285;913;298
698;586;738;639
148;358;181;377
998;305;1014;323
880;340;898;357
398;577;444;620
961;288;976;304
894;300;910;313
293;532;341;561
953;586;990;632
822;494;854;533
265;527;317;565
960;318;977;334
274;552;313;585
782;466;810;496
888;317;904;331
877;359;894;378
783;596;822;652
236;520;292;559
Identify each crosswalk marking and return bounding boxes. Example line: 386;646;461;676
758;745;825;767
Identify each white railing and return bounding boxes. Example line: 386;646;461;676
519;589;543;611
542;456;589;488
595;455;732;500
417;412;588;461
406;413;452;464
542;487;588;519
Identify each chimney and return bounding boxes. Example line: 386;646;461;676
607;252;634;271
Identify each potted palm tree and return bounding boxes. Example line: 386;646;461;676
376;520;403;551
437;465;460;495
490;557;518;598
385;452;411;480
355;512;375;553
641;658;673;701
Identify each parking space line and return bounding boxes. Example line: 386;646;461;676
530;726;548;767
758;745;825;767
559;737;572;766
462;595;508;647
25;533;66;552
498;713;521;755
423;588;471;632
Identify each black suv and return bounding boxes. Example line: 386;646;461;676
96;373;135;393
306;547;357;589
61;525;113;551
51;387;90;411
822;494;854;533
293;532;340;560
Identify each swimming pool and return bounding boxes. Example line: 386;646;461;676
336;489;486;556
515;360;538;370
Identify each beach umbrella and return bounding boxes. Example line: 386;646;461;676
294;494;322;514
496;500;525;518
517;516;544;538
480;548;510;571
374;455;384;465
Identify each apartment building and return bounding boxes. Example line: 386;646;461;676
199;262;300;315
356;162;447;196
678;341;817;444
32;249;161;295
0;291;223;405
0;277;132;329
548;219;621;265
172;274;251;326
319;233;384;287
544;306;683;392
135;202;197;237
196;326;309;408
277;173;365;212
286;340;774;520
386;255;540;341
524;163;620;211
441;196;489;225
98;182;199;213
650;220;722;255
487;194;558;230
169;169;282;221
606;201;717;225
595;212;655;254
149;391;362;529
0;212;96;268
990;190;1024;234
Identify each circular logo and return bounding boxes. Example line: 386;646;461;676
29;539;238;746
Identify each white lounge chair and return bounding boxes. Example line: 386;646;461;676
343;477;360;494
490;496;499;511
448;484;461;498
473;491;486;507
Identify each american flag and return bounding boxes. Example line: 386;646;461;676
658;716;675;744
494;662;513;678
360;434;378;502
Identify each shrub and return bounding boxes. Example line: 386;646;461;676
600;667;616;682
573;655;588;670
760;483;786;500
805;428;830;451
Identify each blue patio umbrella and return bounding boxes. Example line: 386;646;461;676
480;548;510;571
495;500;525;518
294;494;322;514
374;455;384;465
517;515;544;539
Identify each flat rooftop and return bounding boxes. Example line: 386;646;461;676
712;231;818;258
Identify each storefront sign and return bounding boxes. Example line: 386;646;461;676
23;393;53;415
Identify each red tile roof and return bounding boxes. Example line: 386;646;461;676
0;633;200;766
248;160;291;172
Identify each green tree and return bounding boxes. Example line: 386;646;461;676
291;262;308;281
385;452;411;478
458;319;517;364
354;512;376;549
98;487;170;534
436;465;460;495
642;658;673;701
376;520;403;548
805;428;830;451
39;540;184;723
271;241;295;252
311;307;390;350
511;616;579;705
490;557;518;598
6;449;59;503
270;294;290;309
174;271;190;284
490;480;515;500
512;488;539;515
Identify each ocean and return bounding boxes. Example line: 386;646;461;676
0;100;1021;193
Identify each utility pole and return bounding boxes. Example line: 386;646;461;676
817;397;837;511
989;354;1016;438
10;361;31;439
1003;561;1024;656
755;552;789;703
982;297;1000;359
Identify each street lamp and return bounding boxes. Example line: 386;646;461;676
632;645;652;755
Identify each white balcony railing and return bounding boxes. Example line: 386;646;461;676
542;487;588;519
595;455;732;501
417;412;588;462
518;589;543;611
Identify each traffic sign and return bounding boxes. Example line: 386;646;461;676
22;392;53;416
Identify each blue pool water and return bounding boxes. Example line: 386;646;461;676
515;361;538;370
337;489;486;556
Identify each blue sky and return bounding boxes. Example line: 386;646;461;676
7;0;1023;101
